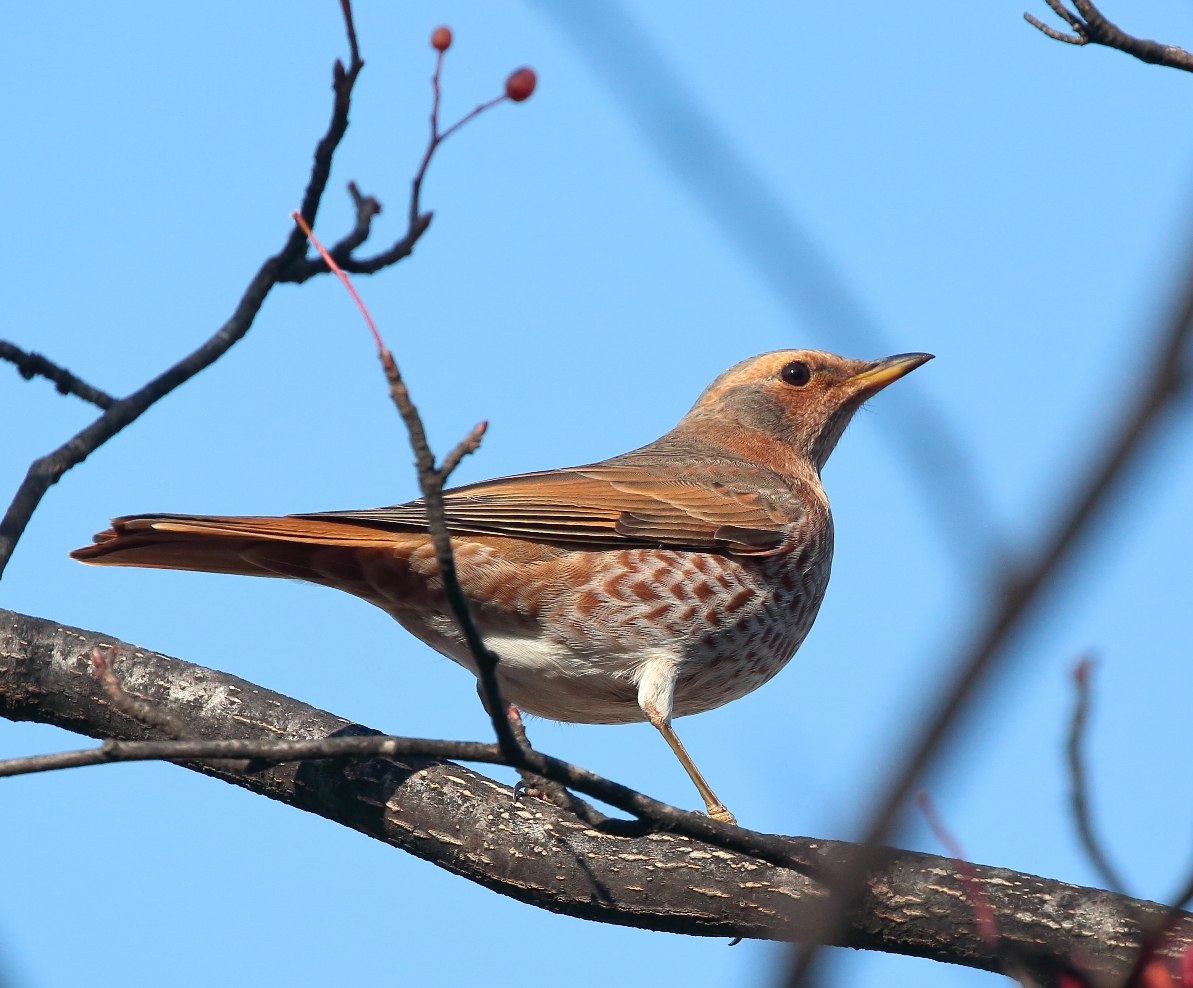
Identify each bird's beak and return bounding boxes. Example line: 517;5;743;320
847;352;934;398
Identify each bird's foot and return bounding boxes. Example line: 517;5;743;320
706;803;737;825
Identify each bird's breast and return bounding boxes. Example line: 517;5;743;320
368;520;835;724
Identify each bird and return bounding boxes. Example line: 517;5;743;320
72;348;931;823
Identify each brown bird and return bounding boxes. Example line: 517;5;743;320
72;349;931;823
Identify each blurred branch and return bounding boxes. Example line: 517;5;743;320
916;793;999;948
1067;658;1129;894
1025;1;1193;71
0;341;114;409
540;0;1001;574
5;606;1193;983
787;227;1193;986
1122;868;1193;988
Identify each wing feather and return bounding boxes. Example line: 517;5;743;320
302;464;794;556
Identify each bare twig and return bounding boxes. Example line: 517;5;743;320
1024;0;1089;44
1025;1;1193;71
0;340;114;409
0;727;749;844
787;228;1193;986
0;2;367;579
410;43;509;229
280;36;525;285
290;213;520;762
90;646;187;738
383;339;522;760
306;180;384;269
1067;658;1129;894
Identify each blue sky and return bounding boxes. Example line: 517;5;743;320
4;2;1193;985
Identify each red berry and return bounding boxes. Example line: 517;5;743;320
504;67;537;102
431;26;452;52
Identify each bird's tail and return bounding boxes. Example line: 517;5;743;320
70;514;403;582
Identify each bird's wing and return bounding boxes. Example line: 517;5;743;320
301;464;795;556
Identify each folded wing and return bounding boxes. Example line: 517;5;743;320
305;463;795;556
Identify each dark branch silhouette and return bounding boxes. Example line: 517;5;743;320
0;341;114;409
1025;0;1193;71
0;2;528;579
0;2;366;578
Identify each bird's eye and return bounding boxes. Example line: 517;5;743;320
780;360;811;387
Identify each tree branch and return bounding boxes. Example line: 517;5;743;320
3;607;1191;983
289;215;522;766
0;341;115;409
0;6;529;575
1025;1;1193;72
1067;658;1129;895
0;4;367;579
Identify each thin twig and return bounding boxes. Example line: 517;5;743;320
320;181;383;263
337;0;360;67
0;341;114;409
409;46;508;229
1023;14;1086;45
1067;658;1129;894
282;38;518;285
383;358;522;759
0;704;816;876
290;214;519;762
91;646;187;739
0;1;367;579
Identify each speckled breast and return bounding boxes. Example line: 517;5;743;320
365;519;835;725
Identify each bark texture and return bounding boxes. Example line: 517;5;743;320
2;608;1187;983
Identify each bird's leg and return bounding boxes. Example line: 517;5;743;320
652;719;736;825
473;683;589;813
637;654;737;825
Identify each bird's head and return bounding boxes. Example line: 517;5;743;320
679;349;933;473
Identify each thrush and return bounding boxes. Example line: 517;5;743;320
72;349;931;823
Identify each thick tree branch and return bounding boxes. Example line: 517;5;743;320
3;608;1192;983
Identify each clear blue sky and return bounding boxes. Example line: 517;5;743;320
4;2;1193;985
